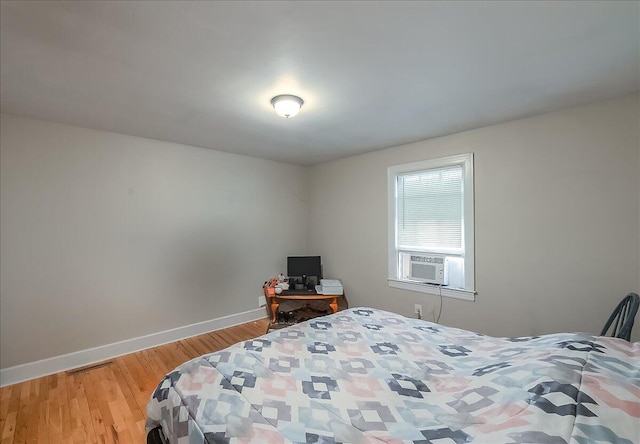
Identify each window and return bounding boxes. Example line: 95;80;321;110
387;153;475;301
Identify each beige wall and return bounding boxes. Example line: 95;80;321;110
2;95;639;371
309;94;640;342
0;114;308;369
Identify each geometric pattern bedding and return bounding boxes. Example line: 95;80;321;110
146;307;640;443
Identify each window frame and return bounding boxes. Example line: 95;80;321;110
387;153;476;301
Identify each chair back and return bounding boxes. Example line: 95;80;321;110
600;293;639;341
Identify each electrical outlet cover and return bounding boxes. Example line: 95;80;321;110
258;296;266;307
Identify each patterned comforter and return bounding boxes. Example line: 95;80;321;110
146;307;639;443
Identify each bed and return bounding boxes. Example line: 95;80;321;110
146;307;639;443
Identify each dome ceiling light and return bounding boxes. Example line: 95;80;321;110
271;94;304;118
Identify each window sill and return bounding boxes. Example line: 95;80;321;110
387;279;476;302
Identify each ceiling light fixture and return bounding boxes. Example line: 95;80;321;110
271;94;304;118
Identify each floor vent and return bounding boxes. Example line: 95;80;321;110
67;361;114;375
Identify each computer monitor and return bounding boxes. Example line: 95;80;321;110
287;256;322;287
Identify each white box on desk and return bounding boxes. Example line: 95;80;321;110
319;279;343;295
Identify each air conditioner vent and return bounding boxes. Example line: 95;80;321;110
410;255;444;265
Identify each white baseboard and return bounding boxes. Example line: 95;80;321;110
0;307;267;388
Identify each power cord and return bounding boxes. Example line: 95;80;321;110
433;284;443;323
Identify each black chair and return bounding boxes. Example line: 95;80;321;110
600;293;639;341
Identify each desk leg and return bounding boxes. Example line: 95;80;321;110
330;297;338;314
270;298;279;323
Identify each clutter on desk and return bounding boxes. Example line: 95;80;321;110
264;275;290;295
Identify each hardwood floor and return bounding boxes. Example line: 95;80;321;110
0;318;270;444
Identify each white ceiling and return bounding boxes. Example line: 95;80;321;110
1;1;638;166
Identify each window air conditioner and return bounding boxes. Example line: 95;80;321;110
407;254;445;284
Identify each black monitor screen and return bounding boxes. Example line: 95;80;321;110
287;256;322;278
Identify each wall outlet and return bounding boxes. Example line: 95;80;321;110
258;295;266;307
414;304;422;319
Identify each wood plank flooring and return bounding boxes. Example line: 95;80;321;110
0;318;270;444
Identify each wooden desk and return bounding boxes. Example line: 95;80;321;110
264;287;340;323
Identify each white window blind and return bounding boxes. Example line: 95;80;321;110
396;165;463;253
